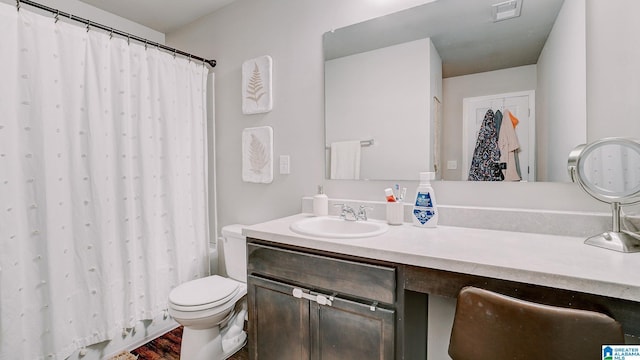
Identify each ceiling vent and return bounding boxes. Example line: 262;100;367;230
492;0;522;22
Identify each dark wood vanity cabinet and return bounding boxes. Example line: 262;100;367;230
248;276;311;359
247;240;398;360
245;227;640;360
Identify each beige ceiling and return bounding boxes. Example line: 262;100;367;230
78;0;236;33
324;0;565;78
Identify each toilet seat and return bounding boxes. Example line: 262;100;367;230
169;275;241;312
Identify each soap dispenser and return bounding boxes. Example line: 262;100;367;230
313;185;328;216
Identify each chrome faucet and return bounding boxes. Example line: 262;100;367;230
336;204;371;221
336;204;357;221
356;205;371;221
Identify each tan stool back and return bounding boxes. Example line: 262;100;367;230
448;286;624;360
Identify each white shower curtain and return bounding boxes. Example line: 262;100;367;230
0;3;209;359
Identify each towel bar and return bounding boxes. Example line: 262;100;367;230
325;139;374;150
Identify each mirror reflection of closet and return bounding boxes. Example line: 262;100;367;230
323;0;587;182
463;91;535;182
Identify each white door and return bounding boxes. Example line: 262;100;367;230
462;91;535;181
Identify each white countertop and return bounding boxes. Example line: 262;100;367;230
243;213;640;302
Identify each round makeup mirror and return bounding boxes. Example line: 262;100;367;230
568;137;640;252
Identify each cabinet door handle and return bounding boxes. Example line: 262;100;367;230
292;288;333;306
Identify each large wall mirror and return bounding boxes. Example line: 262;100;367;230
324;0;587;182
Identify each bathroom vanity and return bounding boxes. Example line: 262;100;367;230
244;213;640;359
247;242;399;359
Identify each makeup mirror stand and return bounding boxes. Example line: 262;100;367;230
585;201;640;253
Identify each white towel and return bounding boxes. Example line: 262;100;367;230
330;140;361;179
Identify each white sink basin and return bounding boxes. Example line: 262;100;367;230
290;216;389;239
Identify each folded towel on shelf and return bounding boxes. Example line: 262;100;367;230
330;140;361;180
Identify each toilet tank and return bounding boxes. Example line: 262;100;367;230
221;224;247;282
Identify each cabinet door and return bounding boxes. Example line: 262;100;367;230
311;295;395;360
248;275;311;360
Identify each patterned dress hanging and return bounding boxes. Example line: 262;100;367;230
468;109;503;181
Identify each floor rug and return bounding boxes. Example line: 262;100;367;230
131;326;249;360
131;327;182;360
108;351;138;360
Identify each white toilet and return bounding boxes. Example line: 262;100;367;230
168;224;248;360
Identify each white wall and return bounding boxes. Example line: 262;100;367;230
430;40;443;178
586;0;640;140
537;0;587;182
325;38;435;180
441;65;537;181
427;295;457;360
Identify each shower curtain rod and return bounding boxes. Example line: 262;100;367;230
16;0;217;68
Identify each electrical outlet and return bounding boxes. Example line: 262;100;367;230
447;160;458;170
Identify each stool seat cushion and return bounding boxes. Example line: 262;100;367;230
448;286;625;360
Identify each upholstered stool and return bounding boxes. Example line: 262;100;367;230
448;286;624;360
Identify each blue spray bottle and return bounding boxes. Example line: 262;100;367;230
412;172;438;228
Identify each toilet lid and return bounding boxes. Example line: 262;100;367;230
169;275;240;308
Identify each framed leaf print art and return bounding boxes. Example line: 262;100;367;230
242;126;273;183
242;55;273;114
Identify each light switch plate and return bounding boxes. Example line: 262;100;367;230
279;155;290;174
447;160;458;170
